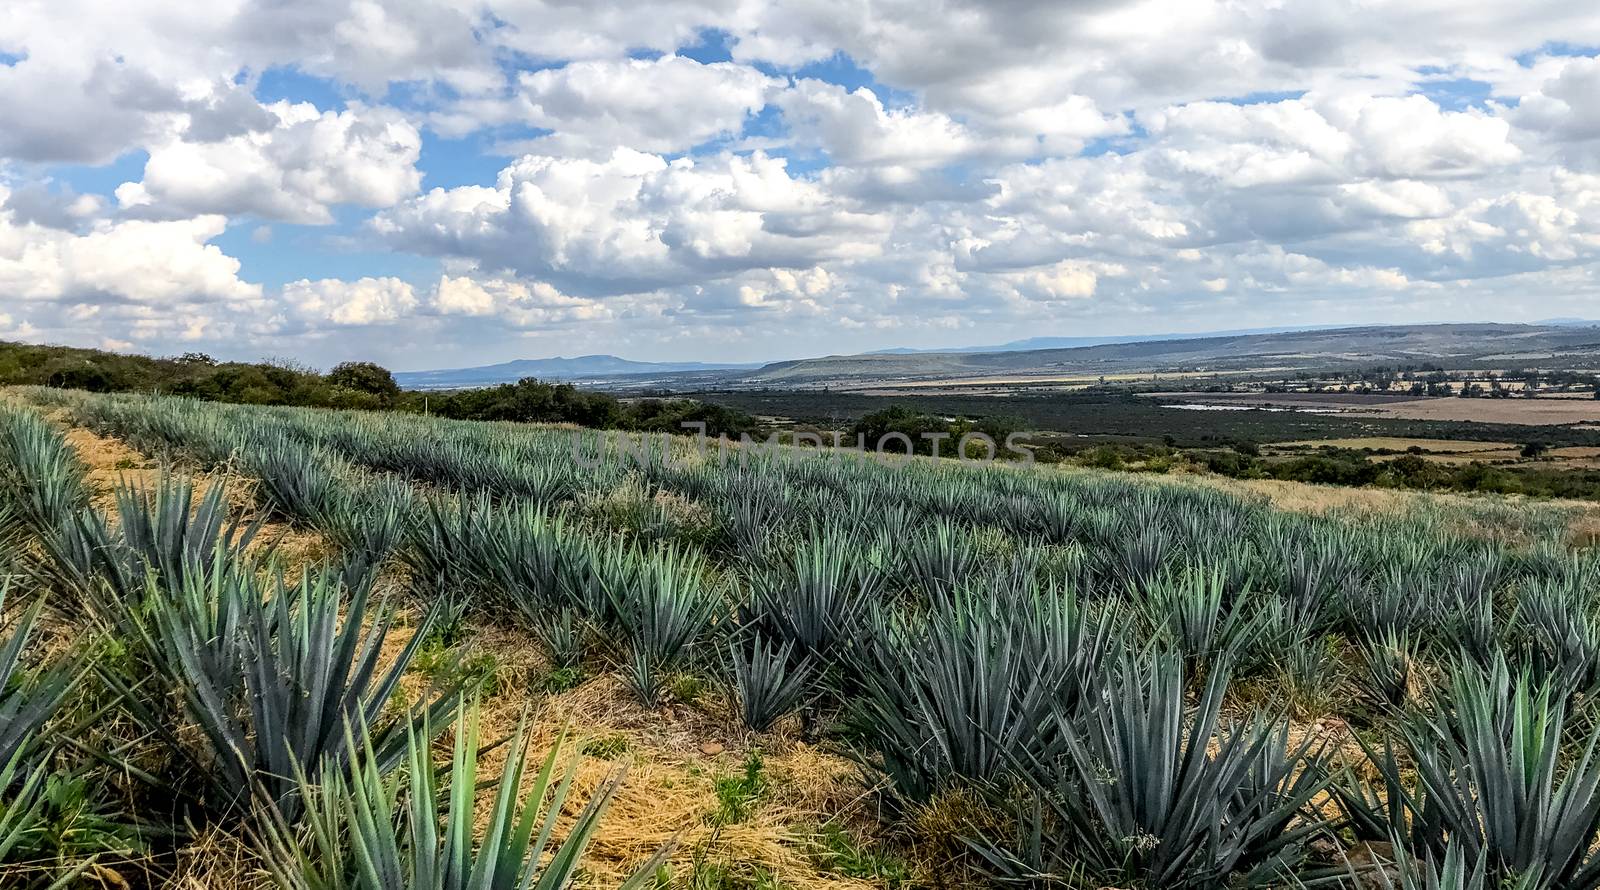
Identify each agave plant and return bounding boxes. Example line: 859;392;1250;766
0;581;88;883
1272;537;1353;633
975;652;1332;889
1273;634;1346;719
1138;567;1262;675
0;407;88;539
1430;553;1506;665
1519;579;1600;697
264;706;669;890
742;529;879;663
900;517;976;597
42;474;264;604
533;607;586;672
0;581;75;779
402;493;491;619
96;555;461;820
1034;493;1087;545
247;434;347;526
1345;566;1431;641
472;498;581;617
730;634;814;733
0;749;49;869
607;544;719;705
321;474;413;570
1110;522;1177;594
721;484;780;560
1358;630;1424;714
854;583;1115;801
1346;841;1500;890
1342;659;1600;890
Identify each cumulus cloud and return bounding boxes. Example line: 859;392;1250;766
433;275;610;327
374;148;889;295
0;186;259;305
1404;177;1600;278
439;56;778;157
282;276;418;325
777;80;976;167
1145;93;1520;186
1512;55;1600;169
117;101;422;224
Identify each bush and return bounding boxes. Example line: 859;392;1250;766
325;361;400;406
848;406;1024;458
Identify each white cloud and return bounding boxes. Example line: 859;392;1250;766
1338;180;1453;220
121;101;422;224
1405;182;1600;277
439;56;777;157
0;186;259;305
777;80;976;167
282;276;418;325
1145;93;1519;187
1013;260;1101;301
1323;93;1520;178
374;148;889;295
433;275;609;327
1512;55;1600;169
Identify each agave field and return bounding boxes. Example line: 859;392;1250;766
5;386;1600;888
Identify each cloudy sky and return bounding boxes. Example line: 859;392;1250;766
2;2;1599;369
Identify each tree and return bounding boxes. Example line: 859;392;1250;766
1522;441;1549;459
326;361;400;405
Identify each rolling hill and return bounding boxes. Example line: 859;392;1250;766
730;323;1600;387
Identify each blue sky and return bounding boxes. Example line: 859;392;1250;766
1;1;1599;370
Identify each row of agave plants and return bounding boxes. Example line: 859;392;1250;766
9;389;1600;887
0;404;673;887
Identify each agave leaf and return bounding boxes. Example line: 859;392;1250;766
264;706;669;890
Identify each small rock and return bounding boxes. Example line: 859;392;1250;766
699;741;724;756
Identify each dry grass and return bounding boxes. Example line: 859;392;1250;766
165;828;274;890
1149;391;1600;425
1374;397;1600;425
1269;436;1516;453
432;620;888;887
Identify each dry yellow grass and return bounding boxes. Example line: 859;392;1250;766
1372;397;1600;425
420;621;887;888
1269;436;1515;453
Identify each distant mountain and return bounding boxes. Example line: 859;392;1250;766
734;323;1600;387
395;354;759;388
868;324;1356;355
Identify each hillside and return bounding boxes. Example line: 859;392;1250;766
9;388;1600;887
734;323;1600;386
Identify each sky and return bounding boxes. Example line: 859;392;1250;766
1;2;1599;370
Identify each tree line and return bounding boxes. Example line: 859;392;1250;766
0;340;759;438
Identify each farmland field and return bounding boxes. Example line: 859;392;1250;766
7;386;1600;888
1157;391;1600;425
697;388;1600;448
